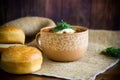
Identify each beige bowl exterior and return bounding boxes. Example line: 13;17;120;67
36;26;88;61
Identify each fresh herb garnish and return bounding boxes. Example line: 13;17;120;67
52;20;71;32
101;47;120;58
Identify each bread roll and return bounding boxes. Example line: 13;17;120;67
1;45;43;74
0;26;25;44
2;17;56;37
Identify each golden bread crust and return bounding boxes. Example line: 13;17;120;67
1;45;43;74
1;45;42;62
0;26;25;44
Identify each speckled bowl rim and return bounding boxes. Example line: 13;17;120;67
40;25;88;35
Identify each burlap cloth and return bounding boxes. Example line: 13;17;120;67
27;29;120;80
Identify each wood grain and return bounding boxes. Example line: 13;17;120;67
45;0;62;22
91;0;120;30
21;0;45;17
0;0;6;25
0;0;120;29
5;0;21;22
61;0;91;27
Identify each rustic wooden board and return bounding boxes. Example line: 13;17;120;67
91;0;120;30
0;0;120;30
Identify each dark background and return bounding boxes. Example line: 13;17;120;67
0;0;120;30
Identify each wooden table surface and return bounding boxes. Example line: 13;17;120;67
0;61;120;80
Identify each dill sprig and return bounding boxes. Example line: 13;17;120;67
52;20;71;32
101;47;120;58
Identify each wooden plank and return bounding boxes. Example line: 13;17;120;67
0;0;119;29
61;0;91;27
45;0;62;23
45;0;91;27
21;0;45;17
112;0;120;30
0;0;6;25
1;0;45;23
5;0;21;22
91;0;120;30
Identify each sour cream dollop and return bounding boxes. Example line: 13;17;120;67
56;28;75;34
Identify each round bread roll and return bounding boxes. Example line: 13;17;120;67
2;17;56;37
0;26;25;44
1;45;43;74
